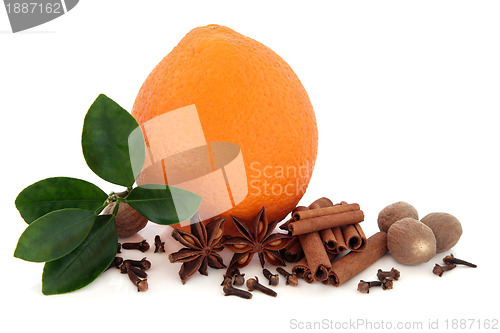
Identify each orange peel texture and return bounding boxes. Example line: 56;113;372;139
132;25;318;235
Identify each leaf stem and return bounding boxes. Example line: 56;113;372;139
115;187;133;199
95;186;132;216
111;200;120;216
93;201;108;216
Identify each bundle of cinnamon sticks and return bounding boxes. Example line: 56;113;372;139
280;198;388;286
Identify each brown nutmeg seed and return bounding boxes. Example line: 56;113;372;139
103;202;148;238
421;212;462;253
387;217;436;265
378;201;418;232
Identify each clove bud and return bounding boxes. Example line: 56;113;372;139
223;281;253;299
122;240;150;252
127;267;148;292
123;257;151;270
442;254;477;268
120;262;148;278
246;277;277;297
377;268;400;281
222;271;252;300
234;270;246;286
357;280;382;294
433;263;456;277
381;278;393;290
276;267;298;286
221;268;245;286
262;268;279;286
107;256;123;270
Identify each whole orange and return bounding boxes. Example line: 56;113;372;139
132;25;318;234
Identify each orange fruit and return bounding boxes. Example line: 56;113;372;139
132;24;318;234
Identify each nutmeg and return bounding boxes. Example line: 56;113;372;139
421;212;462;253
387;217;436;265
102;202;148;238
378;201;418;232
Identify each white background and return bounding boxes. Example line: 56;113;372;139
1;1;499;332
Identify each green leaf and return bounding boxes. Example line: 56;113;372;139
42;214;117;295
82;94;145;187
15;177;108;224
14;209;95;262
124;184;202;225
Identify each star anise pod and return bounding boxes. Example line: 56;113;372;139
168;217;226;284
224;207;292;268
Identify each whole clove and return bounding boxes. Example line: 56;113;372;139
442;254;476;268
381;279;393;290
262;268;279;286
123;257;151;270
246;277;277;297
357;280;382;293
223;280;253;299
234;270;245;286
221;268;237;285
276;267;298;286
154;235;165;253
127;268;148;292
122;240;150;252
222;271;252;299
120;262;147;278
221;268;245;286
433;263;456;277
377;268;400;281
107;256;123;270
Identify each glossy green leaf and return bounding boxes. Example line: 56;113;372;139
15;177;107;224
125;184;202;225
42;214;117;295
14;209;95;262
82;94;145;187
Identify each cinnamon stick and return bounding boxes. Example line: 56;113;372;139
280;236;304;262
295;198;333;282
292;257;314;283
322;269;338;285
342;223;367;252
289;209;365;236
332;227;347;253
293;203;360;220
298;232;331;282
279;206;308;231
319;228;337;251
303;269;315;284
327;251;339;263
329;232;388;287
322;252;340;285
354;224;367;251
